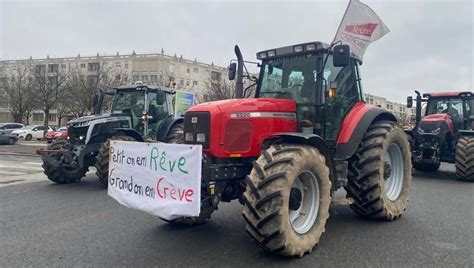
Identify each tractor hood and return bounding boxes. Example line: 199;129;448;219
185;98;297;158
419;113;453;133
67;113;112;126
190;98;297;114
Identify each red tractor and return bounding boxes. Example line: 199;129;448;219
406;91;474;181
176;43;412;257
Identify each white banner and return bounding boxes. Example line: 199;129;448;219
333;0;390;60
107;141;202;220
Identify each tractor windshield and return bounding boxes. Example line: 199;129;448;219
111;90;172;133
426;98;463;120
259;54;317;104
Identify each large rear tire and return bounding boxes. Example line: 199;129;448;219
242;143;331;257
42;140;88;184
455;135;474;182
95;135;136;187
346;121;412;221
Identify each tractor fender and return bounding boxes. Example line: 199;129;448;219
335;104;397;160
264;132;336;188
155;116;183;142
113;128;145;142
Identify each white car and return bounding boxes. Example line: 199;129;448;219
12;125;53;140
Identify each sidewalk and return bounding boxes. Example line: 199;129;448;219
0;140;47;156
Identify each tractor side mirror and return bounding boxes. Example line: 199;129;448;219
407;96;413;108
333;45;350;67
228;63;237;81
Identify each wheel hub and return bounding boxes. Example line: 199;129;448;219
289;188;302;210
384;143;404;201
289;170;320;234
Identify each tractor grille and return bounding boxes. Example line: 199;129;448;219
184;112;210;148
68;126;88;144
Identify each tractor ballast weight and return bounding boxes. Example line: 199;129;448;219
407;90;474;180
178;42;412;257
41;84;184;185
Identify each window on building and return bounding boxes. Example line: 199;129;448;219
186;67;191;74
193;67;198;73
133;75;139;82
61;64;66;70
151;75;157;82
142;75;148;81
88;62;100;72
210;71;221;81
115;75;121;81
180;79;184;86
193;81;198;86
186;80;190;86
48;64;59;73
115;63;121;68
124;76;128;82
125;63;129;69
35;65;46;75
80;63;86;68
49;113;56;122
33;113;44;121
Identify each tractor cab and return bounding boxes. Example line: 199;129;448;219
109;85;175;138
234;41;364;143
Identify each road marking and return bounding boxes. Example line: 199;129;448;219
24;162;42;166
0;170;27;175
0;164;43;171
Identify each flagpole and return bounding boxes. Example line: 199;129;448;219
331;0;353;45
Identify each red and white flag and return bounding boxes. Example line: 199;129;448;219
333;0;390;60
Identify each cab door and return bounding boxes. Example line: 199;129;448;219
323;58;362;142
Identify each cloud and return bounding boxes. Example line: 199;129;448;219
1;0;472;102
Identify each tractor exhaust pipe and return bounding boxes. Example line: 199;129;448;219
415;90;422;125
234;45;244;99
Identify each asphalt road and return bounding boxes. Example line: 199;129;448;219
0;156;472;266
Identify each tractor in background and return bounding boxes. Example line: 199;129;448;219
406;91;474;181
175;43;412;256
41;83;184;186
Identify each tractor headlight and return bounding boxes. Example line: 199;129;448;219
432;128;441;135
79;136;85;140
196;133;206;143
417;128;424;134
185;132;193;142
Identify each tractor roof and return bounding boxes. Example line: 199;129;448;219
114;84;175;94
423;91;473;98
256;41;361;62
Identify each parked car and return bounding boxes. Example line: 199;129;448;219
12;125;53;140
0;130;18;145
0;123;25;133
46;127;68;144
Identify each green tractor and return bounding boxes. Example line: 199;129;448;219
42;83;184;186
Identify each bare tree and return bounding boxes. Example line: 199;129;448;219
0;62;37;123
197;74;256;103
32;63;70;136
65;61;128;117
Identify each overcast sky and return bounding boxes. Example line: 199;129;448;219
0;0;472;102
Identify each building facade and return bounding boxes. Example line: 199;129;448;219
0;50;227;126
365;93;415;126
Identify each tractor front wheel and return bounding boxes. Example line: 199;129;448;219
95;135;137;187
455;135;474;182
242;143;331;257
42;140;88;184
346;121;412;221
